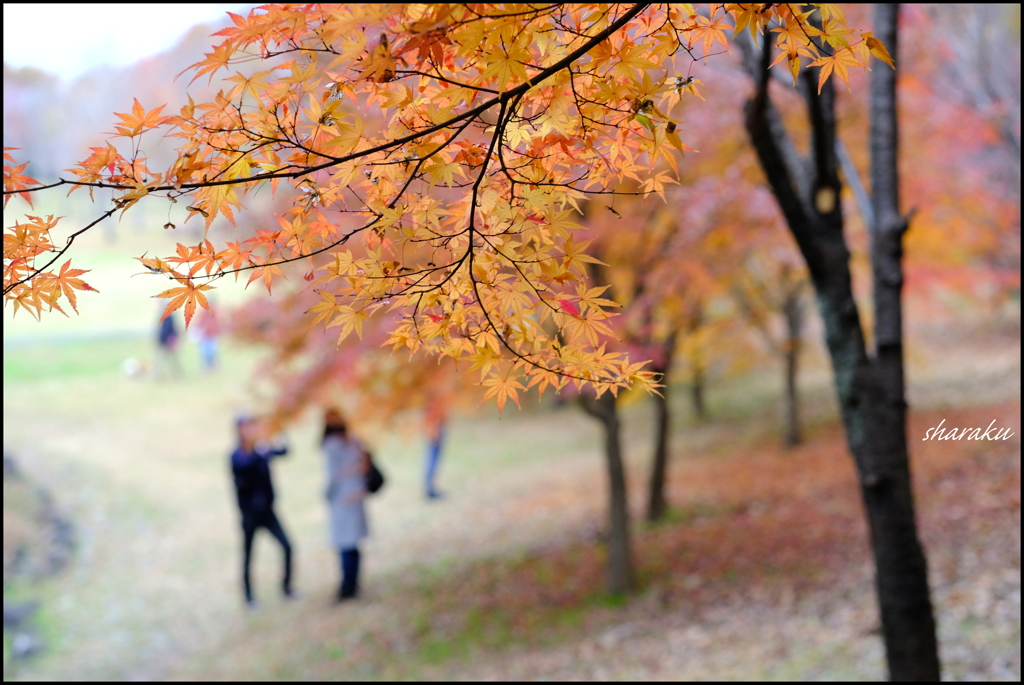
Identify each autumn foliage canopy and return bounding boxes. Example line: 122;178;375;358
3;3;889;409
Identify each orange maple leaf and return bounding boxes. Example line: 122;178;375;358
155;279;213;327
111;99;171;138
51;259;98;315
3;149;40;208
217;240;256;280
690;12;732;59
810;47;863;92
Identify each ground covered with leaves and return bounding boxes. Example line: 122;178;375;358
165;401;1019;681
3;312;1020;680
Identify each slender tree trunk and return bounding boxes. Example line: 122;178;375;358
688;301;707;421
579;390;633;595
865;5;940;679
647;331;678;522
782;286;803;447
740;7;940;679
690;363;705;421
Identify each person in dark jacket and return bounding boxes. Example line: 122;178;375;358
231;414;294;607
155;305;182;378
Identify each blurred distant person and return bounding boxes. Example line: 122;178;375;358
231;414;294;608
192;303;220;373
424;405;446;500
322;408;369;601
154;303;183;379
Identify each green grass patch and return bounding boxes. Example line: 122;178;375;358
3;336;148;382
3;631;12;675
646;500;746;529
393;538;648;669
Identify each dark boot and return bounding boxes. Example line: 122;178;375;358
338;548;360;600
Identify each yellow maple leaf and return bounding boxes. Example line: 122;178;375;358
481;369;525;414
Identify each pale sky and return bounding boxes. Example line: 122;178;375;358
3;3;252;80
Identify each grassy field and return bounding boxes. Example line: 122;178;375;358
3;193;268;348
3;262;1020;681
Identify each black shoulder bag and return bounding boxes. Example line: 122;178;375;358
364;450;385;494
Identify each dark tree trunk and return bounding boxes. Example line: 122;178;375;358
690;365;705;421
688;301;707;421
865;5;941;679
782;284;803;447
732;269;807;446
579;390;633;595
740;6;940;679
646;331;678;522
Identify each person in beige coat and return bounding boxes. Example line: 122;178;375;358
322;408;369;601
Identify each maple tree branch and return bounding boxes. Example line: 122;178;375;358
836;137;875;230
393;70;500;94
4;179;68;194
3;206;119;295
803;68;840;203
740;32;813;244
5;3;652;202
201;218;369;281
189;112;483;283
6;2;876;401
465;98;509;326
458;96;615;385
463;4;562;22
476;231;555;311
